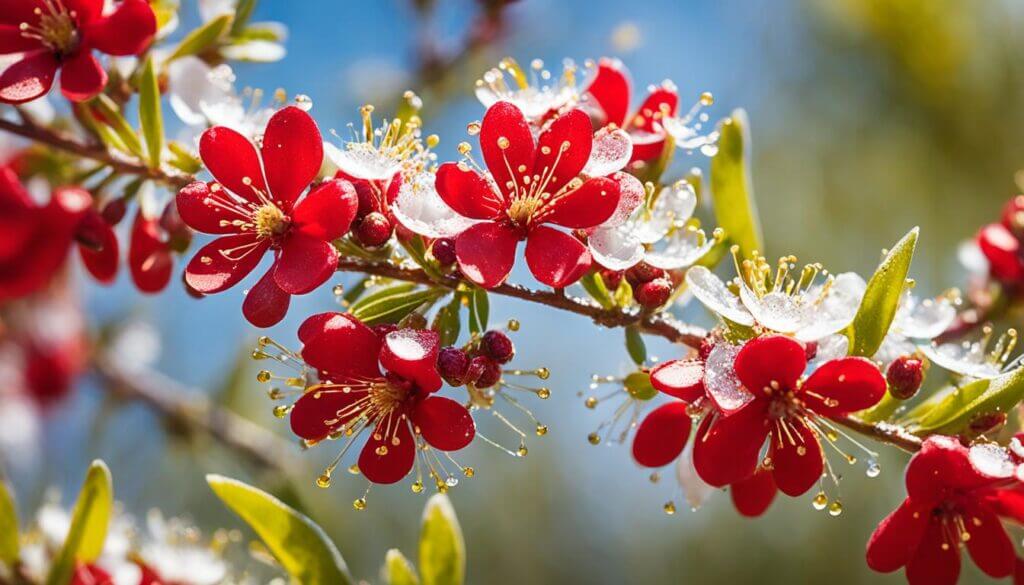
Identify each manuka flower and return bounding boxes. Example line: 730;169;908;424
867;436;1024;585
920;326;1020;380
278;314;476;488
177;106;358;327
690;335;886;496
0;0;157;104
475;57;591;123
422;101;629;288
166;57;276;139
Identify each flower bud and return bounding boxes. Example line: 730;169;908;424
101;197;127;225
634;278;672;308
355;212;393;247
599;269;623;290
481;330;515;364
624;263;666;286
698;335;716;360
437;347;470;385
432;238;457;266
803;341;818;361
886;356;924;400
968;411;1007;436
467;355;502;388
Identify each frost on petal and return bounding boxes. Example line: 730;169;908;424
739;286;811;334
324;141;402;182
675;441;715;511
969;443;1016;479
645;227;715;270
895;293;956;340
704;342;754;414
633;181;697;245
220;40;286;63
662;115;718;154
596;171;645;230
686;266;754;326
807;333;850;373
582;128;632;177
588;224;643;271
920;341;1002;379
795;272;866;341
392;172;478;238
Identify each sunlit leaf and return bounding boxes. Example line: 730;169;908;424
0;481;17;566
46;461;113;585
913;367;1024;435
207;475;353;585
418;494;465;585
167;13;232;62
846;228;918;357
709;109;763;259
625;325;646;366
139;57;163;168
432;296;462;346
350;284;445;325
92;95;145;159
579;271;614;309
467;287;489;335
384;549;420;585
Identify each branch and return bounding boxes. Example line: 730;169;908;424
833;414;922;452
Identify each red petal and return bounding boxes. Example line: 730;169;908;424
199;126;267;203
290;387;364;441
77;212;118;283
534;176;621;229
629;131;669;163
59;51;107;102
0;50;57;104
261;106;323;208
631;402;691;467
82;0;155;56
292;179;357;241
733;335;806;396
273;232;338;295
692;402;769;487
984;486;1024;524
585;58;631;128
524;225;591;288
532;108;592;196
184;233;267;294
412;396;475;451
866;499;929;573
905;521;961;585
801;357;886;417
0;24;42;53
480;101;535;200
175;181;238;234
0;1;47;26
64;0;103;24
297;312;339;344
300;313;382;381
649;359;705;402
978;223;1024;281
358;415;416;484
730;468;777;517
435;162;505;220
768;416;823;496
455;221;520;288
242;266;290;328
380;329;442;393
629;85;678;133
905;436;991;504
129;211;172;293
963;501;1015;578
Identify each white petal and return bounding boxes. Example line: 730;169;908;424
675;441;715;510
583;128;632;177
686;266;754;326
633;181;697;244
873;334;917;366
645;227;715;270
895;293;956;340
920;341;1002;379
588;226;644;271
969;443;1016;478
324;141;401;181
739;286;811;334
596;172;645;229
795;272;866;341
704;342;754;414
392;172;478;238
199;0;234;21
167;57;223;126
807;334;850;372
221;40;286;63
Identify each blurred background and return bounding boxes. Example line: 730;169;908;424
10;0;1024;583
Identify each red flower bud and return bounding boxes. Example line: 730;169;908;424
634;278;672;308
481;330;515;363
100;197;127;225
372;323;399;338
599;268;623;290
432;238;457;266
437;347;470;385
886;356;924;400
698;335;716;360
468;355;502;388
355;212;393;247
968;411;1007;436
625;263;666;286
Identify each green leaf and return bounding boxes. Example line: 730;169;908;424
207;475;353;585
92;95;145;159
384;549;420;585
913;368;1024;434
0;481;18;566
624;371;657;401
709;109;763;259
229;0;256;35
856;390;902;424
139;57;163;168
432;296;462;346
167;141;202;174
418;494;465;585
625;326;647;366
467;287;489;335
46;461;113;585
579;271;614;309
167;13;232;62
349;285;445;325
846;228;918;357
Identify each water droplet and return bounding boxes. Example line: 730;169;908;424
587;433;601;445
828;500;843;517
353;498;367;511
585;397;598;409
467;121;481;136
536;367;550;380
537;388;551;399
294;94;313;111
812;492;828;511
535;424;548;436
256;370;271;383
272;405;291;418
517;444;529;457
411;481;424;493
507;319;520;331
463;467;475;478
316;473;331;489
663;501;676;515
866;461;881;478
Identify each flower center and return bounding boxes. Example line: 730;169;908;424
252;204;288;239
20;3;79;56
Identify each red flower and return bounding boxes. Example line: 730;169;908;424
70;563;113;585
0;0;157;104
584;58;678;162
177;106;358;327
688;335;885;496
437;101;622;288
0;166;117;301
867;436;1024;585
128;208;173;294
977;222;1024;282
288;313;475;484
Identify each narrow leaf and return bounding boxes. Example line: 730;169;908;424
472;288;489;332
139;57;163;168
0;481;18;566
709;109;763;259
384;549;420;585
418;495;465;585
92;95;145;159
847;228;918;357
579;271;614;309
229;0;256;35
207;475;352;585
625;326;647;366
46;461;113;585
167;13;232;62
914;368;1024;435
350;286;445;325
432;296;462;346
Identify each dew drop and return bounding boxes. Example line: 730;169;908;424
352;498;367;511
663;501;677;515
294;94;313;111
535;424;548;436
828;500;843;517
866;460;881;478
812;491;828;511
316;473;331;489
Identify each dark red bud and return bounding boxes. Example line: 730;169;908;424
437;347;470;385
355;212;393;247
599;269;623;290
624;263;666;286
698;335;716;360
968;412;1008;436
467;355;502;388
432;238;457;266
100;197;127;225
634;278;672;308
481;330;515;364
886;356;924;400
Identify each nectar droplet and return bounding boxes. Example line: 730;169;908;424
828;500;843;517
536;424;548;436
587;432;601;445
663;501;676;515
812;492;828;511
353;498;367;511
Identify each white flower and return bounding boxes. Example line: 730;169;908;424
588;180;718;271
392;171;479;239
167;57;274;139
661;92;720;156
920;327;1020;380
475;57;593;122
324;101;435;182
139;510;228;585
874;291;957;365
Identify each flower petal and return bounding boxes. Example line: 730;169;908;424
866;499;930;573
733;335;806;395
199;126;267;203
480;101;535;200
905;436;994;504
434;162;505;220
292;179;358;241
394;171;480;238
455;221;520;289
629;82;678;133
77;211;118;284
584;58;630;128
524;225;591;288
649;358;705;402
59;51;107;102
769;416;823;497
599;171;646;229
0;50;57;104
358;415;416;484
704;342;755;414
794;272;866;341
632;402;691;468
582;128;632;177
412;396;475;451
0;24;42;53
380;329;442;393
261;106;322;208
644;227;716;271
730;468;777;518
587;225;643;271
273;232;338;295
675;441;716;510
300;313;381;381
175;181;239;234
184;233;267;294
896;293;957;340
128;211;173;294
289;387;363;441
535;176;620;229
532;108;592;195
692;402;769;487
297;312;338;344
83;0;156;56
801;357;886;417
242;266;290;328
963;501;1015;578
905;521;961;585
685;266;754;326
978;223;1024;281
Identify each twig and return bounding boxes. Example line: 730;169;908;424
833;414;922;452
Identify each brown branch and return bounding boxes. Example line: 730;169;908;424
833;414;922;452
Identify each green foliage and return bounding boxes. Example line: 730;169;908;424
384;549;421;585
0;481;18;567
139;57;164;168
432;296;462;346
207;475;353;585
349;284;445;325
579;271;614;309
709;109;763;259
418;495;465;585
92;95;145;159
46;461;113;585
846;228;918;357
912;368;1024;435
467;287;489;335
625;326;647;366
167;13;233;62
624;371;657;401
